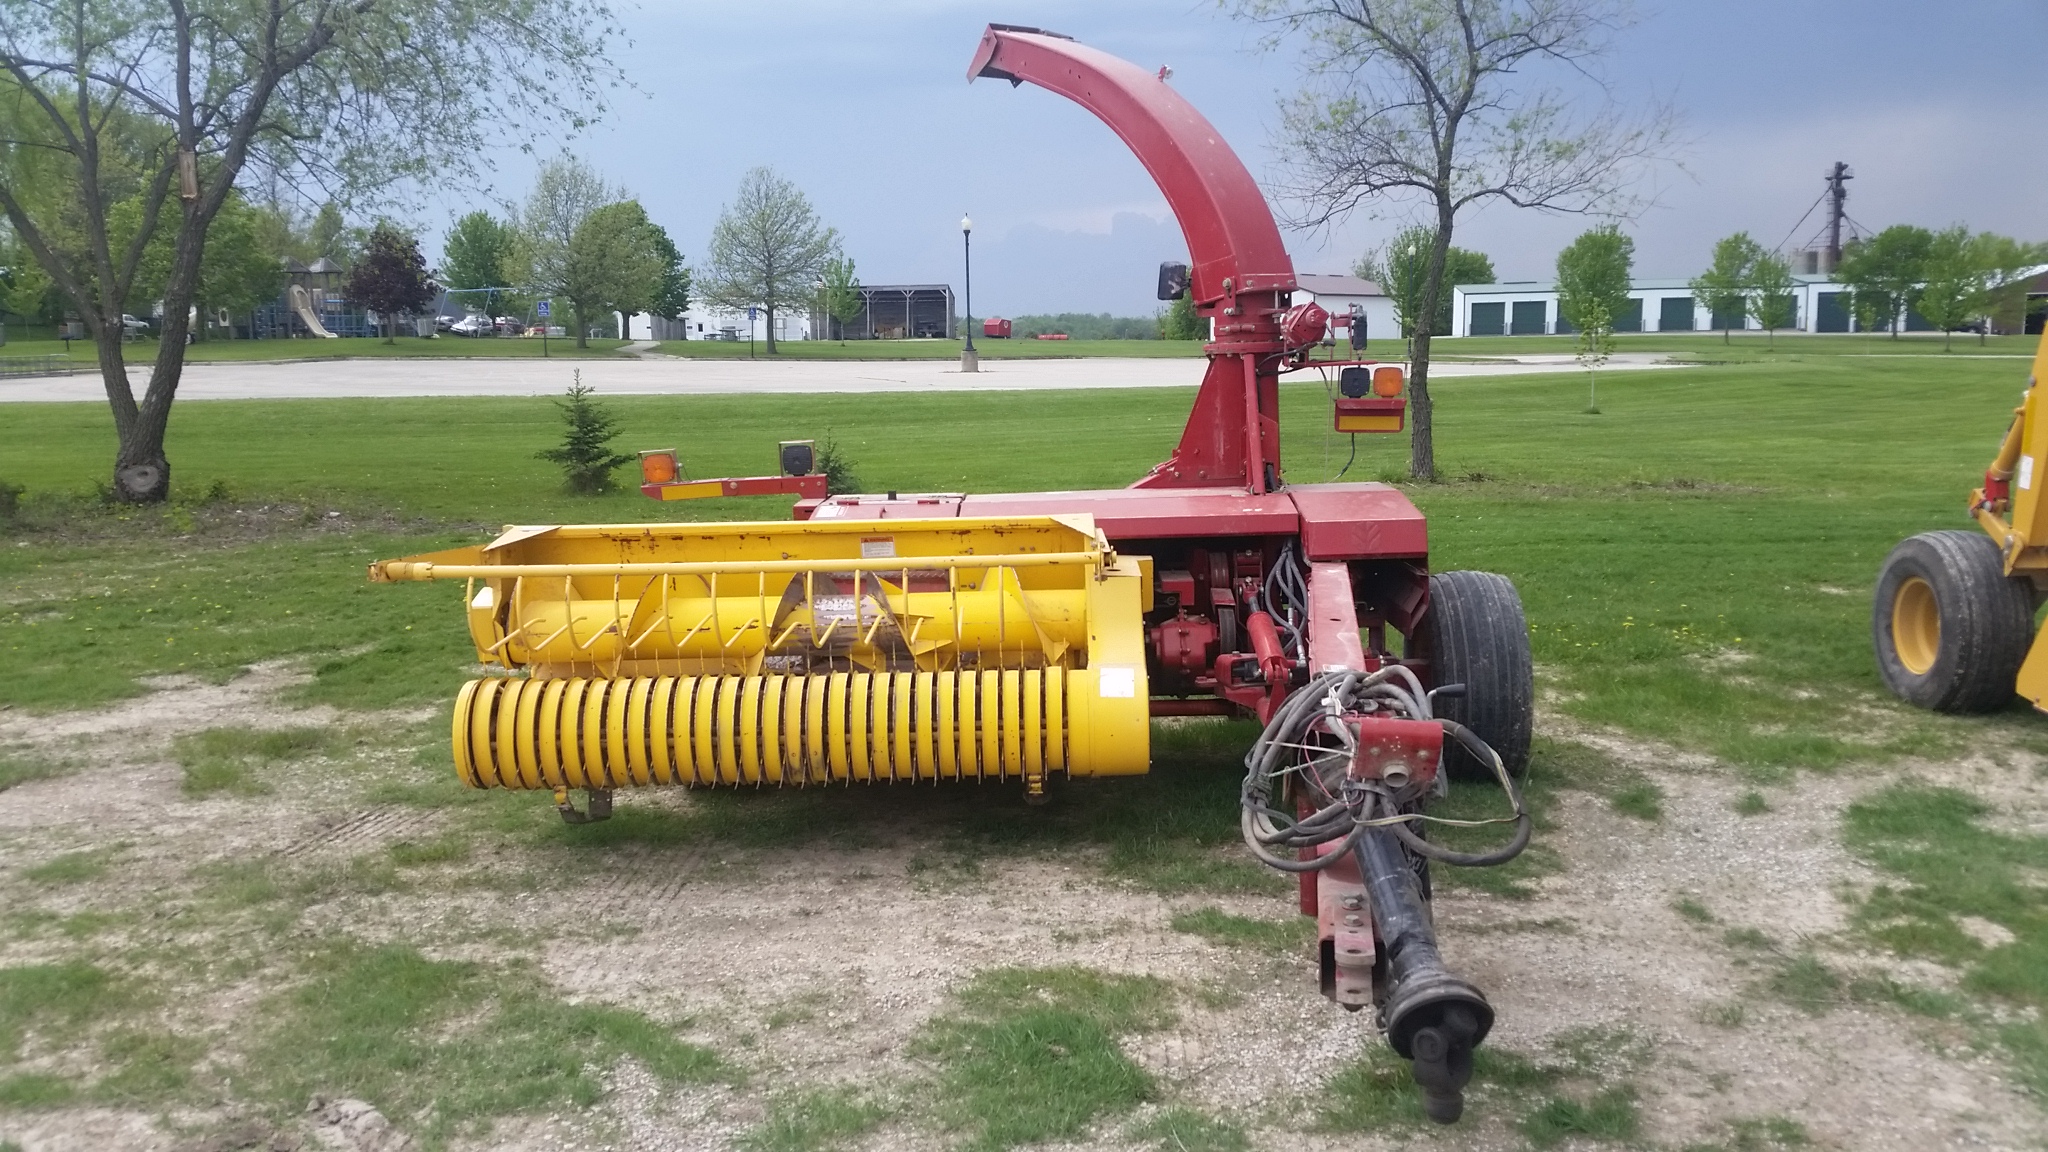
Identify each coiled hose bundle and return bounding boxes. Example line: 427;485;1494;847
1239;666;1530;874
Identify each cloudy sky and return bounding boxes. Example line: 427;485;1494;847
429;0;2047;317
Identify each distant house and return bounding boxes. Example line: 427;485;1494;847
1293;273;1398;344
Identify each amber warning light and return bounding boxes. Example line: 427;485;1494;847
639;449;680;486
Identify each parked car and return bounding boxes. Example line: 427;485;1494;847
493;316;525;336
449;314;491;337
433;315;456;333
120;314;150;335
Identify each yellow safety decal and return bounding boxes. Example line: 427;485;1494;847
656;480;725;501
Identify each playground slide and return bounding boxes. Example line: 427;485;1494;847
289;284;339;338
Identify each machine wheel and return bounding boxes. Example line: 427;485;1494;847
1873;531;2034;712
1419;571;1533;781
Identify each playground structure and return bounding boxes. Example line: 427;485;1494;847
288;284;338;338
372;26;1535;1123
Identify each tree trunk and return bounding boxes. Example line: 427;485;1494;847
575;305;588;349
765;304;779;355
1408;207;1456;482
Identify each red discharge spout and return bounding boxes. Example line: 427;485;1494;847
969;25;1299;494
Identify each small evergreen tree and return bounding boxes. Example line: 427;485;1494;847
815;434;861;494
538;372;634;494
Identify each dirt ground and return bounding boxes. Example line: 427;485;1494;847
0;665;2043;1152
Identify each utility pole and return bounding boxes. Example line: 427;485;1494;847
1823;162;1853;273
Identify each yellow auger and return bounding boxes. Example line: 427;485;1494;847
372;515;1151;812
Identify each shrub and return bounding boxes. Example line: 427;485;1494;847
537;372;634;494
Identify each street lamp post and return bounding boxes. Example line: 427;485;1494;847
960;214;977;373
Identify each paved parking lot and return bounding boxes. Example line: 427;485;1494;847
0;352;1682;402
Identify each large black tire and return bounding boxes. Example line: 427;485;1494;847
1418;571;1533;781
1873;530;2033;713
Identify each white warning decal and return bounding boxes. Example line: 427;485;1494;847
860;536;896;559
1098;666;1136;698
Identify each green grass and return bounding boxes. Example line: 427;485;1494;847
21;847;117;885
1842;784;2048;1094
1734;789;1772;815
0;750;72;792
7;352;2046;775
1519;1084;1641;1146
173;725;348;796
0;962;194;1106
248;940;726;1146
1168;907;1313;953
740;1088;890;1152
914;967;1174;1152
1129;1106;1248;1152
1673;896;1716;923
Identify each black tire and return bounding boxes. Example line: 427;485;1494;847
1418;571;1533;780
1873;530;2033;712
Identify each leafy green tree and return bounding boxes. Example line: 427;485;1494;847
561;201;662;347
441;211;516;317
126;192;281;340
1690;233;1762;343
538;373;634;494
1243;0;1678;479
1555;225;1632;412
649;224;691;322
817;256;862;343
1837;225;1935;337
343;224;436;343
1913;226;1978;351
0;1;616;503
1158;293;1207;341
700;167;839;355
1747;252;1797;346
516;156;623;317
1355;228;1493;343
1555;225;1634;332
1915;229;2047;348
0;240;56;328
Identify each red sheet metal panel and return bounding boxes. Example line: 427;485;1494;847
968;27;1295;304
961;487;1299;540
798;495;965;521
1307;561;1368;672
1287;483;1429;560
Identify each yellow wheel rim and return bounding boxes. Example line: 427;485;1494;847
1892;576;1941;676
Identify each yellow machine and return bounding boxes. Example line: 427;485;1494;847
371;515;1151;815
1875;331;2048;712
